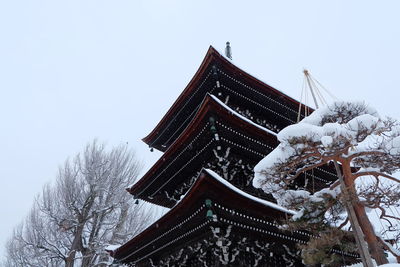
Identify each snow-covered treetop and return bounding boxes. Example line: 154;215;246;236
253;101;400;208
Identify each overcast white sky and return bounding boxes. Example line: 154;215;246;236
1;0;400;259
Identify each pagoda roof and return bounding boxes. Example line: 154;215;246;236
143;46;311;152
109;169;311;264
127;93;280;207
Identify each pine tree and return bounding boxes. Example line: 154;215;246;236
253;102;400;265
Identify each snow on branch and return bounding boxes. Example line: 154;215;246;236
253;101;400;265
253;101;400;206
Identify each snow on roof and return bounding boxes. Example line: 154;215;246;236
210;94;278;136
106;244;121;252
203;168;295;215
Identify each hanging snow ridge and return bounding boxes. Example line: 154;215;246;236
204;169;296;215
210;95;278;136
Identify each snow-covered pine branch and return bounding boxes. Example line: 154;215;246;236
253;101;400;266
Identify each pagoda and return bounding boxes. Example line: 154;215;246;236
108;46;359;266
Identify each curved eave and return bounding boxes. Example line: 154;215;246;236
112;169;291;261
128;93;278;205
143;45;312;152
142;46;218;151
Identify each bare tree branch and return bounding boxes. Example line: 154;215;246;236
5;141;154;267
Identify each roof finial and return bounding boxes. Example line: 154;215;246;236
225;42;232;60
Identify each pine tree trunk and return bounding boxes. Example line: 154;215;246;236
334;162;374;267
342;162;388;265
353;203;388;265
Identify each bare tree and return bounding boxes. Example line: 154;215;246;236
5;141;153;267
253;102;400;266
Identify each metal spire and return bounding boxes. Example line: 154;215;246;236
225;42;232;60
